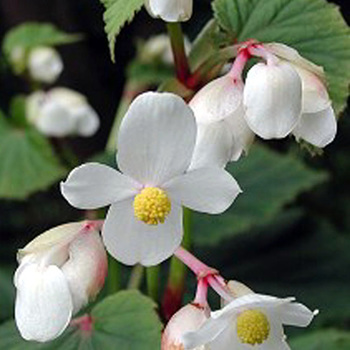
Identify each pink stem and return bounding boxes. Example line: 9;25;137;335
207;275;233;302
228;50;250;80
194;278;209;306
174;246;212;276
248;45;279;66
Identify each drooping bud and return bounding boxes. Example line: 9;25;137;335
26;88;100;137
145;0;193;22
162;303;210;350
243;60;302;139
27;47;63;84
14;221;107;342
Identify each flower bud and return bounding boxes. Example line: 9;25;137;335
28;47;63;84
244;60;302;139
26;88;100;137
14;221;107;342
145;0;193;22
162;303;210;350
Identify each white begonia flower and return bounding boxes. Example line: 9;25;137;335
28;47;63;84
14;221;108;342
26;87;100;137
182;291;317;350
162;303;210;350
145;0;193;22
189;74;254;169
140;34;191;65
243;58;302;139
265;43;337;148
61;92;241;266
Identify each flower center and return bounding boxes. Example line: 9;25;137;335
133;187;171;225
236;309;270;345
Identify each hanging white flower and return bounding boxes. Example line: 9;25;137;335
189;74;254;169
145;0;193;22
14;221;108;342
182;291;317;350
27;47;63;84
265;43;337;148
243;55;303;139
61;92;241;266
162;303;210;350
26;87;100;137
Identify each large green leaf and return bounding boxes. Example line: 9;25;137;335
101;0;144;62
0;291;162;349
291;329;350;349
2;22;81;57
212;0;350;113
192;144;328;245
0;115;66;200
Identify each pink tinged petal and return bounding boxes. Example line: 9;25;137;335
190;75;244;124
162;304;209;350
280;302;316;327
294;66;331;113
61;230;108;314
61;163;139;210
146;0;193;22
102;199;183;266
15;264;73;342
164;168;241;214
293;106;337;148
243;62;302;139
117;92;196;186
189;121;235;169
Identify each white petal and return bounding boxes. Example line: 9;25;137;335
61;163;139;210
182;315;229;349
209;326;239;350
36;99;75;137
293;106;337;148
62;230;107;314
146;0;193;22
49;88;87;108
243;62;302;139
294;66;331;113
102;199;183;266
164;168;241;214
265;43;325;82
15;264;73;342
259;315;288;350
189;75;244;124
280;302;316;327
74;105;100;137
189;121;234;169
117;92;196;186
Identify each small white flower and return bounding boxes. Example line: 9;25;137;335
26;88;100;137
266;43;337;147
61;92;241;266
189;74;254;169
182;292;317;350
145;0;193;22
28;47;63;84
14;221;108;342
243;59;302;139
140;34;191;65
162;303;210;350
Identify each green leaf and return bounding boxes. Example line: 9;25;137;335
127;61;174;85
290;329;350;349
102;0;144;62
9;96;28;128
2;22;81;57
0;116;66;200
0;268;15;322
0;291;162;350
193;144;328;245
212;0;350;113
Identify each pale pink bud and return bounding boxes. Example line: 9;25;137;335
162;303;210;350
145;0;193;23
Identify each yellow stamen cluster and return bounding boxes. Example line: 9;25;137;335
236;309;270;345
133;187;171;225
